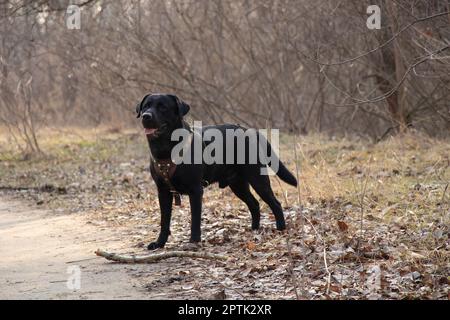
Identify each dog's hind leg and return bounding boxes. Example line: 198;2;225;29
248;174;286;231
229;180;261;230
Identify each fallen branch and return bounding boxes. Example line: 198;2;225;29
95;249;228;263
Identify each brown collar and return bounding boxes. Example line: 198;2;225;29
151;131;195;206
153;158;181;206
153;158;177;181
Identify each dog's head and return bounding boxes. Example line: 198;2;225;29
135;94;190;139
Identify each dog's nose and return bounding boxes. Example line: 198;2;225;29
142;113;152;121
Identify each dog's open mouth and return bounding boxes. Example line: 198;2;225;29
144;128;158;136
144;124;166;137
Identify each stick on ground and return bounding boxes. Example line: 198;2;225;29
95;249;228;263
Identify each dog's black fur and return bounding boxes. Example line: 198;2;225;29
135;93;298;250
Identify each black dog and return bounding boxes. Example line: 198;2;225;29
135;93;297;250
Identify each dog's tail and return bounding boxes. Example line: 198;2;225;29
276;160;298;187
257;132;298;187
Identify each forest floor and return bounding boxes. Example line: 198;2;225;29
0;127;448;299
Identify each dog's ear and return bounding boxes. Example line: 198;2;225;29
168;94;190;117
135;94;150;118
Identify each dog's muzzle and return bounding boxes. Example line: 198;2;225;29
142;113;166;137
142;112;153;121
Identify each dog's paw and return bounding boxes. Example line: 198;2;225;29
251;223;260;230
189;236;201;243
276;222;286;231
147;241;164;250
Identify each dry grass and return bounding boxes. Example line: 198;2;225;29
0;127;448;299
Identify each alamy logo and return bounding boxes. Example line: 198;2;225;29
367;5;381;30
66;5;81;30
66;265;81;291
169;122;280;176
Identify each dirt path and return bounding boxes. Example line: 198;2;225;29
0;198;150;300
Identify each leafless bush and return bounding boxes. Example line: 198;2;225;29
1;0;449;154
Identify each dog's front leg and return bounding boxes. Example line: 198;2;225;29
188;186;203;243
147;190;173;250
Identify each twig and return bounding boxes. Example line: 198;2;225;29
66;257;99;264
292;135;305;235
299;211;332;296
293;135;302;207
284;228;300;300
441;183;449;204
356;175;370;255
273;176;301;299
95;249;228;263
321;45;450;107
323;246;331;295
294;11;450;67
280;134;305;300
442;183;449;219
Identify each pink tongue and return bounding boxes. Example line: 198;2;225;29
144;128;157;135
